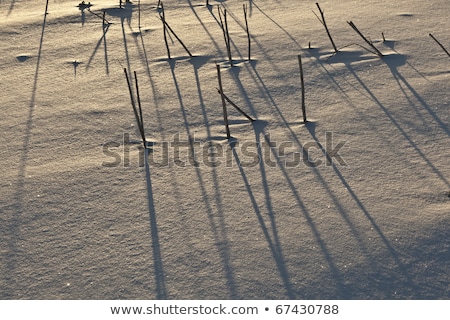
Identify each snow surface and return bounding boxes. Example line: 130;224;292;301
0;0;449;299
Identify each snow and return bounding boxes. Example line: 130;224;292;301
0;0;449;299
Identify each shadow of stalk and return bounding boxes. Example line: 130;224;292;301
6;0;49;298
252;121;351;298
144;149;167;299
168;62;239;298
305;123;415;292
230;129;296;298
86;23;110;74
385;54;450;138
346;60;450;190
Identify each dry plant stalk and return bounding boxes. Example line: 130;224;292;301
134;71;146;144
314;3;338;53
157;1;192;58
216;88;255;122
218;6;233;66
159;2;171;59
429;33;450;57
124;68;146;145
243;4;251;60
159;17;193;57
216;64;231;139
138;0;141;29
298;55;307;123
347;21;383;57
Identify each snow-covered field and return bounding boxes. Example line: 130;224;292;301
1;0;448;299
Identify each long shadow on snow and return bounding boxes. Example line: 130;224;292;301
5;0;49;299
189;56;215;138
120;16;133;80
235;54;414;296
309;48;449;188
230;121;296;298
86;22;110;75
188;59;243;297
344;60;450;190
131;32;165;136
101;3;134;79
309;55;435;295
168;61;239;298
186;0;226;58
301;123;404;297
144;149;167;299
251;1;301;48
305;50;441;297
226;60;359;298
320;49;450;190
290;124;410;297
124;26;163;298
131;26;175;139
227;61;260;118
305;123;418;297
243;50;401;297
113;3;167;298
250;121;352;298
384;54;449;137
